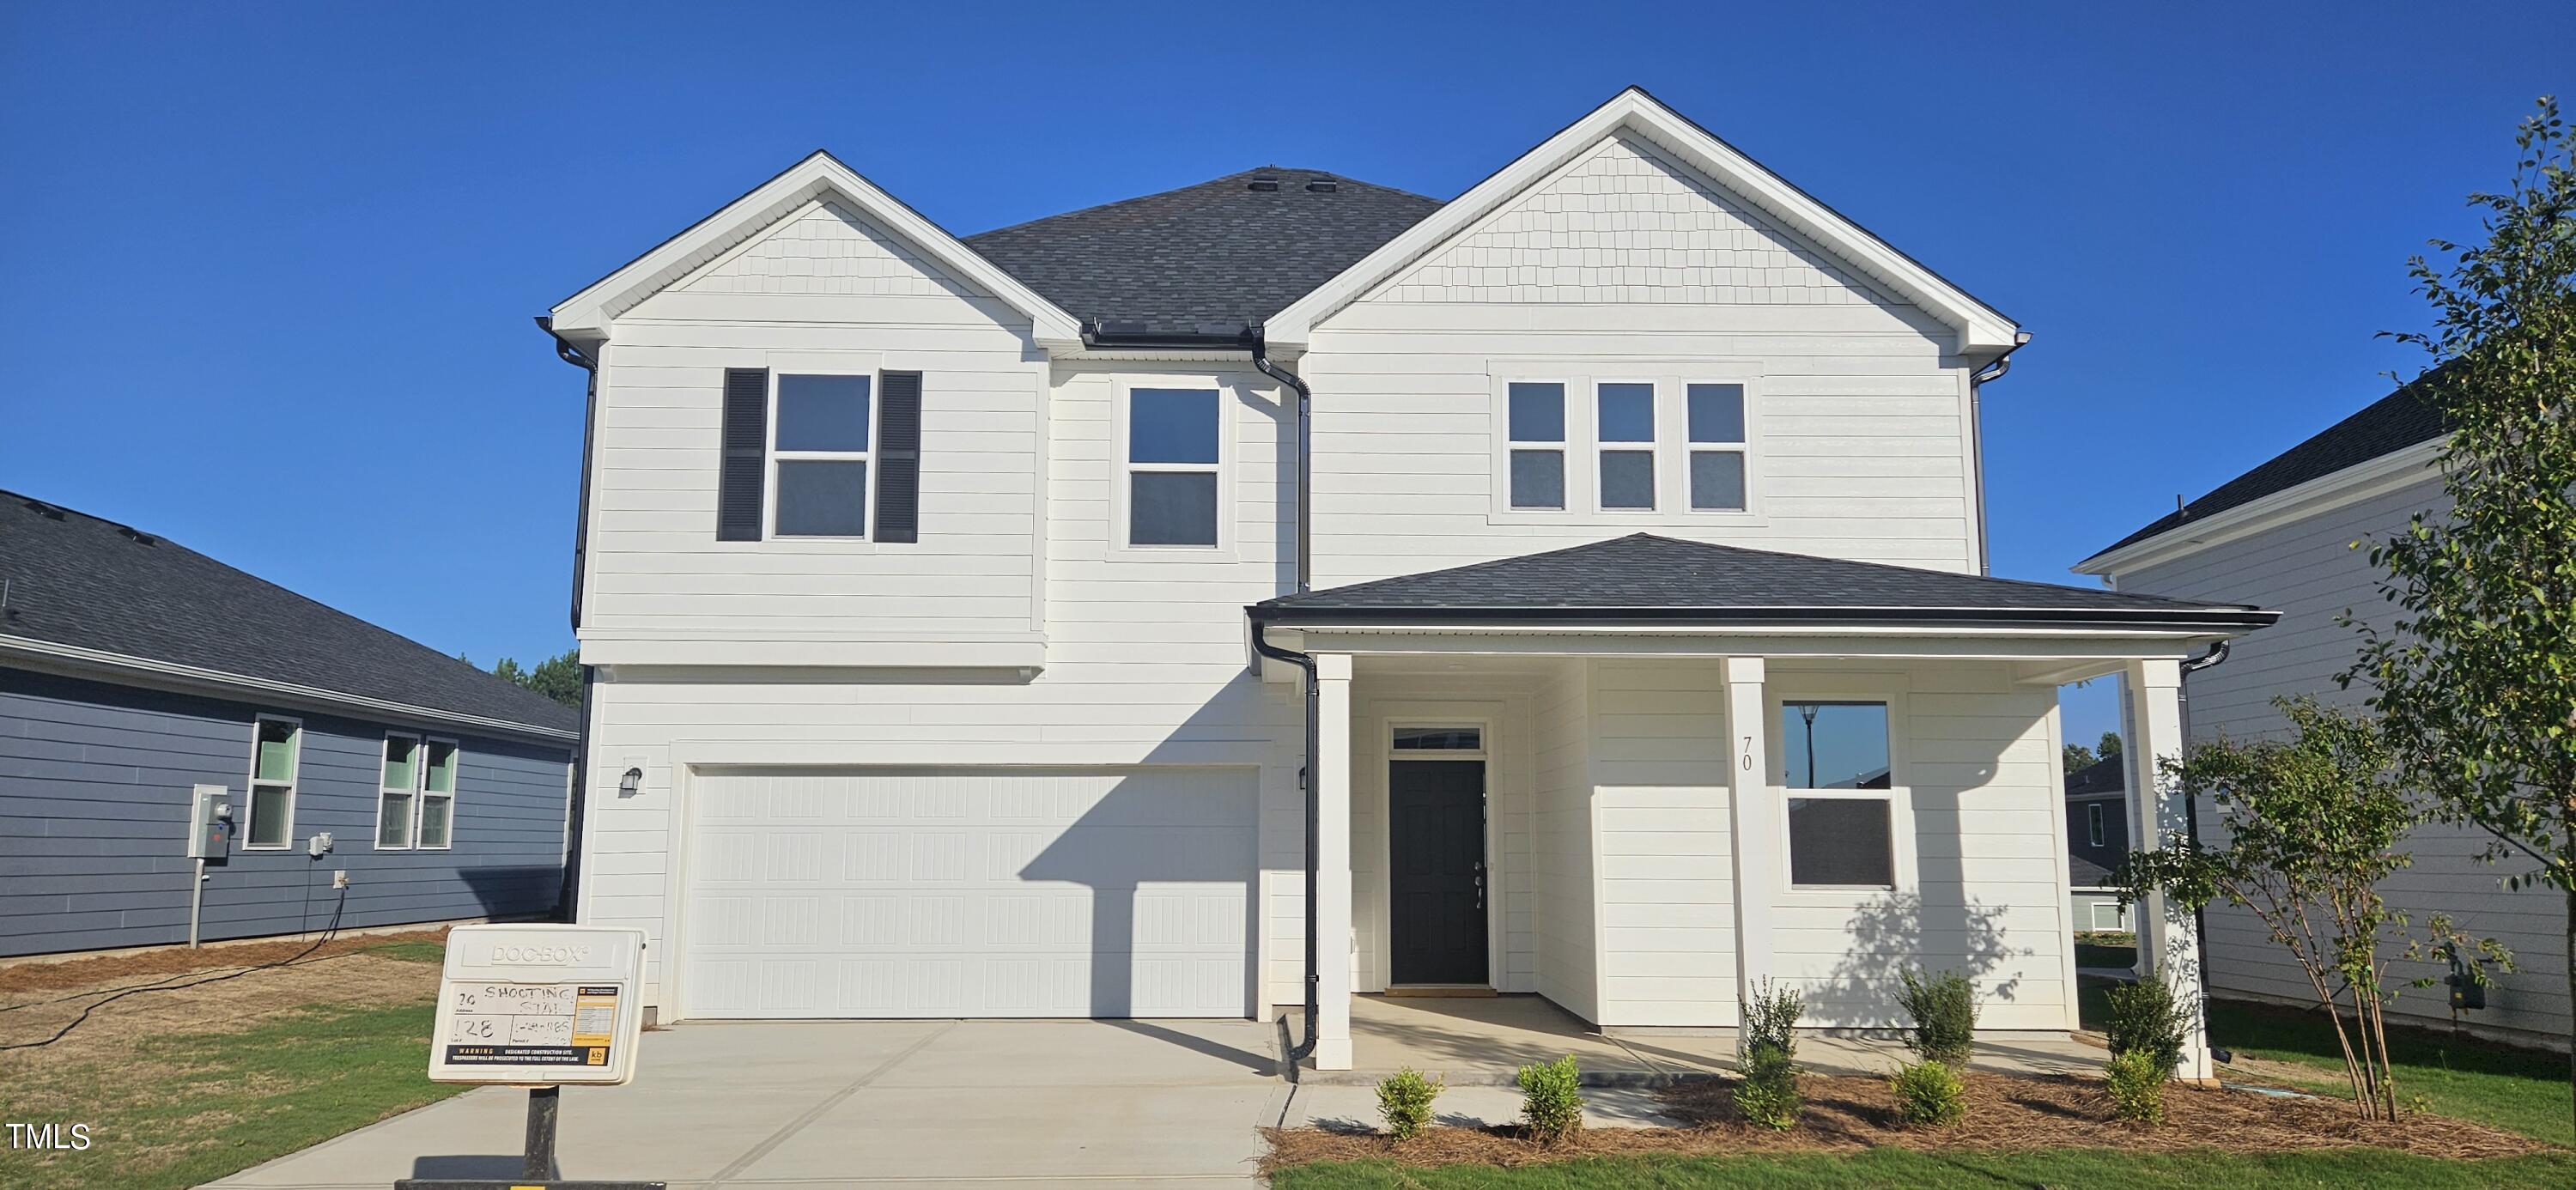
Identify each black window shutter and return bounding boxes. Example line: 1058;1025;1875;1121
875;371;923;543
717;367;769;541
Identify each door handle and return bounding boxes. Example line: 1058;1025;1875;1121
1472;860;1485;911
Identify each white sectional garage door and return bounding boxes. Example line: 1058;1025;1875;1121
679;768;1256;1019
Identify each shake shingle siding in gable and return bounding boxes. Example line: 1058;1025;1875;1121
0;668;568;957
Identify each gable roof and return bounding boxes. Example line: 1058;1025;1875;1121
2079;377;2446;568
1251;534;2275;633
2065;754;2125;798
0;490;579;738
1261;87;2023;355
962;167;1443;336
548;151;1084;349
2069;854;2116;887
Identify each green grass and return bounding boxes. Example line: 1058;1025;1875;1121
0;946;461;1190
364;938;449;963
1271;1149;2576;1188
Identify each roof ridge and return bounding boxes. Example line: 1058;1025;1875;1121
961;167;1440;242
1608;533;2260;610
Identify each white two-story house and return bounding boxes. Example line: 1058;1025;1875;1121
540;88;2275;1072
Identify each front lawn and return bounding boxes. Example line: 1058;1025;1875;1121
1272;1149;2576;1188
0;932;460;1190
2202;998;2573;1146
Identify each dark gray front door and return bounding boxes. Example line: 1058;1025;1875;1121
1388;759;1488;985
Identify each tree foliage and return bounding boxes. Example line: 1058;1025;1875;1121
2342;95;2576;1122
2115;697;2505;1120
459;648;584;708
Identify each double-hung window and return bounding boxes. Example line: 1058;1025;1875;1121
1782;701;1898;889
245;715;300;849
1506;382;1566;509
1595;382;1656;510
1126;387;1222;547
772;373;873;537
1686;383;1747;511
378;734;459;850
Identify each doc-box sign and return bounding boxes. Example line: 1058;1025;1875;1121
429;925;647;1086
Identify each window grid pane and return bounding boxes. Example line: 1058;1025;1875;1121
775;459;869;536
255;721;296;784
1130;389;1220;464
425;742;456;794
382;737;416;792
1597;382;1655;442
1508;383;1565;443
1393;727;1483;750
248;786;290;848
1788;797;1894;886
775;374;872;452
1130;471;1219;546
378;792;412;847
1600;450;1655;510
1783;701;1892;789
1690;450;1746;510
420;797;453;848
1510;449;1564;509
1687;383;1746;443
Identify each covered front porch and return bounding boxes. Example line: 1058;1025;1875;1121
1249;534;2276;1077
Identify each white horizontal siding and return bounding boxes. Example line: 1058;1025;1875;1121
2112;474;2567;1042
1590;659;1735;1027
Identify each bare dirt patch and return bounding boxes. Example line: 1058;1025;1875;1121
1;949;442;1062
0;926;449;996
1264;1071;2552;1171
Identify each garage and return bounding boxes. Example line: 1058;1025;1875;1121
677;767;1257;1019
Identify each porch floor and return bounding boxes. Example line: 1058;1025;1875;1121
1309;993;2104;1086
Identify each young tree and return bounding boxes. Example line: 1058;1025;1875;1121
490;649;583;708
2117;698;2501;1120
2343;96;2576;1123
2098;731;2124;760
2063;742;2098;774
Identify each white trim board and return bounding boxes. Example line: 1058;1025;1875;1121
1263;88;2021;357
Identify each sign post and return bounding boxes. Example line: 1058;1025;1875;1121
395;924;664;1190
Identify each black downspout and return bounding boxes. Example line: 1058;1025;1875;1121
2175;639;2231;1059
538;316;599;925
1249;333;1321;1066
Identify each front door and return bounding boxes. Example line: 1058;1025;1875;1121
1388;759;1488;985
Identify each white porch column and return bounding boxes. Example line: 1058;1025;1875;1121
1722;657;1775;1013
2126;658;2214;1083
1312;652;1356;1071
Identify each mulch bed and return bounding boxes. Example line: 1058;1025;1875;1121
0;926;449;997
1264;1072;2554;1170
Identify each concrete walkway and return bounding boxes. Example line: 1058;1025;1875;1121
208;1019;1289;1189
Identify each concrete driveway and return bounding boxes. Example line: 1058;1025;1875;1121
209;1018;1290;1189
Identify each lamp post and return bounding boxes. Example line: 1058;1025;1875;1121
1797;703;1820;786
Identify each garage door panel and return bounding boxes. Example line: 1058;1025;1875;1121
681;767;1255;1019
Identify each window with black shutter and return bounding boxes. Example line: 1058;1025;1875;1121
875;371;922;543
716;367;769;540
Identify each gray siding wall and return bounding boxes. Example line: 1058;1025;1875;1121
2114;474;2569;1045
0;666;573;957
2066;792;2129;880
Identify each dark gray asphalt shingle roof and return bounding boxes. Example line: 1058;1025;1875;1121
2069;854;2116;887
962;167;1443;335
1254;534;2275;630
2065;754;2125;797
2086;377;2445;562
0;490;578;733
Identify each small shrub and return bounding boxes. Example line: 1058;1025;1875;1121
2103;979;2189;1074
1735;978;1804;1130
1888;1059;1966;1127
1375;1066;1442;1141
1736;1045;1802;1131
1897;969;1978;1068
2105;1049;2167;1125
1515;1053;1583;1144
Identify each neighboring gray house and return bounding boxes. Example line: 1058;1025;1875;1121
2079;381;2564;1048
0;490;580;957
2063;754;2130;933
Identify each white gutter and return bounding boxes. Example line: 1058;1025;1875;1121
2075;438;2445;576
0;634;580;744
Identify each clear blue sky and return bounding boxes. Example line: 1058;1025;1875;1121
4;3;2567;744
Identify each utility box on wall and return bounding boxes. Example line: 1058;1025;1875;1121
184;784;231;862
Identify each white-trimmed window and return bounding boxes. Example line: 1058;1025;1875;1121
770;373;874;537
1124;386;1223;548
1505;381;1566;510
1686;383;1748;511
377;732;420;848
1780;701;1898;889
2087;802;2106;848
1595;381;1656;510
244;715;300;849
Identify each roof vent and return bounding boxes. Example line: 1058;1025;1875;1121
21;499;64;521
1306;178;1339;192
116;525;157;545
1246;176;1280;192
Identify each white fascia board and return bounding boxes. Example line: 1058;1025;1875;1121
549;151;1084;350
1262;88;2022;356
0;634;578;744
2074;438;2445;578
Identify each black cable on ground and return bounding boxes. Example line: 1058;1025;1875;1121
0;884;349;1053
